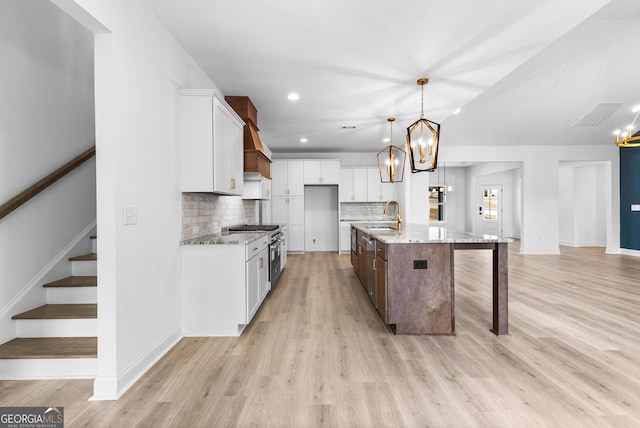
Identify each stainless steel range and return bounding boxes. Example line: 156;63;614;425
228;224;283;288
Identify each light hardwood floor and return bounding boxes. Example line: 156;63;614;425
1;243;640;427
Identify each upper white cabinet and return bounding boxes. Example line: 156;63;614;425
366;168;397;202
272;160;304;196
179;89;245;195
303;160;340;185
339;168;368;202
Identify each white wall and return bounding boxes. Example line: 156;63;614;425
0;0;96;344
52;0;217;399
559;162;607;247
304;186;339;251
439;144;618;254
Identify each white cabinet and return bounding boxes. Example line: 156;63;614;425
273;196;304;253
242;178;271;200
340;222;351;254
366;168;397;202
272;160;304;196
179;89;245;195
181;235;269;337
303;160;340;185
339;168;368;202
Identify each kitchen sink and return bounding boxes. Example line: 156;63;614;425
364;223;397;231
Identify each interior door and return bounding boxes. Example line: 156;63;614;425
476;185;503;236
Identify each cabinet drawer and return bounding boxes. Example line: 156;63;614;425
376;241;387;260
246;236;269;260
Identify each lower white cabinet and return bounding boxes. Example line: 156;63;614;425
182;236;269;336
340;222;351;254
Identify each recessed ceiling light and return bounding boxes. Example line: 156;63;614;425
453;108;462;115
383;138;390;143
300;138;308;143
287;93;300;101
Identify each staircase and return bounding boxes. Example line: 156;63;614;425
0;236;97;379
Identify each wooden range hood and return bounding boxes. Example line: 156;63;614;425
225;96;271;179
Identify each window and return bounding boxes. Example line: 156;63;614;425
429;186;445;222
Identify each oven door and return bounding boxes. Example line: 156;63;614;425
270;239;282;287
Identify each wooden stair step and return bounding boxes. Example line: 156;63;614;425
90;235;96;240
44;276;96;288
69;253;97;261
0;337;97;359
12;304;97;320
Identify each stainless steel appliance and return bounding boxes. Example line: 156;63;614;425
365;235;376;305
228;224;283;288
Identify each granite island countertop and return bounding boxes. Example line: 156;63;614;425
180;231;268;245
351;222;511;244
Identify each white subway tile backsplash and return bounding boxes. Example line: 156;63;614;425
340;202;397;221
181;193;258;240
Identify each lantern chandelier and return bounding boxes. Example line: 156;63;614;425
614;105;640;147
407;78;441;172
377;117;406;183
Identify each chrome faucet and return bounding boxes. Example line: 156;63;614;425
384;200;402;230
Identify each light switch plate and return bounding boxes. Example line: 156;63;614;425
632;204;640;212
123;205;137;225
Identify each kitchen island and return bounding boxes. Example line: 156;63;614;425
351;223;509;335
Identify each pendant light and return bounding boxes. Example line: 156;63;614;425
407;78;441;173
377;117;406;183
614;105;640;147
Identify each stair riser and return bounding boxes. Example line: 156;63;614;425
46;287;97;304
71;260;97;276
15;319;97;338
0;358;96;379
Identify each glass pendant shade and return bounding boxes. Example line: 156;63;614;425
377;117;406;183
407;78;441;173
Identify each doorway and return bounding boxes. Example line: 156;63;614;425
476;185;503;236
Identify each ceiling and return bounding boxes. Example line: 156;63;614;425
144;0;640;154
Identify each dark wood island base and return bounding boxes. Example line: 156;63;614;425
351;223;509;335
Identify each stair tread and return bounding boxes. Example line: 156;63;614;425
90;235;97;240
0;337;97;359
44;276;96;288
12;304;97;320
69;253;97;261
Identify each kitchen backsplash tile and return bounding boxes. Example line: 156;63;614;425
340;202;397;221
182;193;258;240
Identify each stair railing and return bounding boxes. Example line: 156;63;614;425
0;146;96;221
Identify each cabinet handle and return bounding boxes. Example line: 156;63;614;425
266;190;270;197
253;247;258;251
373;259;376;270
230;178;236;189
259;257;264;269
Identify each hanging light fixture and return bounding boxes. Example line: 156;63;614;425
407;78;441;172
377;117;406;183
614;105;640;147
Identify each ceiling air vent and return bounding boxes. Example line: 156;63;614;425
573;103;622;127
341;125;356;129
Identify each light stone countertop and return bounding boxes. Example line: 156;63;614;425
180;231;268;245
351;222;511;244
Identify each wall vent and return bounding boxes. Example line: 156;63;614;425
573;103;622;127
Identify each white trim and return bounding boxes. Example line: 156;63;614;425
620;248;640;257
0;220;97;321
0;358;96;380
90;326;182;401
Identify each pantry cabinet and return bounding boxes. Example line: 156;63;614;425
179;89;244;195
272;160;304;196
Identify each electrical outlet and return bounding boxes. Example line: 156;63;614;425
192;225;200;234
413;260;428;269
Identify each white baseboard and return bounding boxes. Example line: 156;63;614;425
90;326;182;400
620;248;640;257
